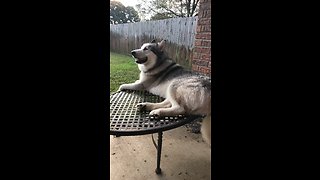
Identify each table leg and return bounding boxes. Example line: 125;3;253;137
155;131;163;174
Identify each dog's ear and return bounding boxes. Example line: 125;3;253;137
158;40;166;51
151;39;156;43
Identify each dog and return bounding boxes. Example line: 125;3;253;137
118;39;211;146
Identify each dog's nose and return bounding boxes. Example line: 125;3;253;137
131;51;136;56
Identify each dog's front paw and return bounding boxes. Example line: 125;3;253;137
149;109;161;117
136;103;147;111
118;84;127;91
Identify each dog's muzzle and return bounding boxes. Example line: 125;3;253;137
131;51;147;64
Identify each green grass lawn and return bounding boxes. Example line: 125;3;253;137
110;52;140;93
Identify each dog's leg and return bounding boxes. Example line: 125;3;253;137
201;114;211;146
136;99;171;111
148;84;186;116
149;97;185;116
118;82;144;91
149;105;185;117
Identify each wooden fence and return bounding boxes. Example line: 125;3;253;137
110;17;198;68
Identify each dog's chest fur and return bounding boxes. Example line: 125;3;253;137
148;82;171;98
139;72;170;98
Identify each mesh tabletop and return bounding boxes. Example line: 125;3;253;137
110;90;203;136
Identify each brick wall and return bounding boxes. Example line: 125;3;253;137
192;0;211;76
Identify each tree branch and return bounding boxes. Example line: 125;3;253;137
191;0;199;16
159;4;184;17
186;0;191;17
180;0;183;17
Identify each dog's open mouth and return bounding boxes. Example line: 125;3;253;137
135;57;147;64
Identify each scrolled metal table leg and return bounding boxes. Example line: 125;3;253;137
155;131;163;174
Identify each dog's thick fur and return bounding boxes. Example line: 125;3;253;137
118;40;211;146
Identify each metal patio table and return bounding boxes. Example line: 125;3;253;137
110;90;203;174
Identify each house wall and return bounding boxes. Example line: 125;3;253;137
192;0;212;76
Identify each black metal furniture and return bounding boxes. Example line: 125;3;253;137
110;90;203;174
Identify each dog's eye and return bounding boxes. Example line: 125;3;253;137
143;47;148;51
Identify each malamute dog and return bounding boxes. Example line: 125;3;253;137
118;39;211;145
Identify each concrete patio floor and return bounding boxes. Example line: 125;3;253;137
110;126;211;180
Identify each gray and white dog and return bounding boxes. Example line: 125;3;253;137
118;39;211;145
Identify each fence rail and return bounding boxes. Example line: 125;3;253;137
110;17;198;68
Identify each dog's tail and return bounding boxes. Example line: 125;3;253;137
201;113;211;146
